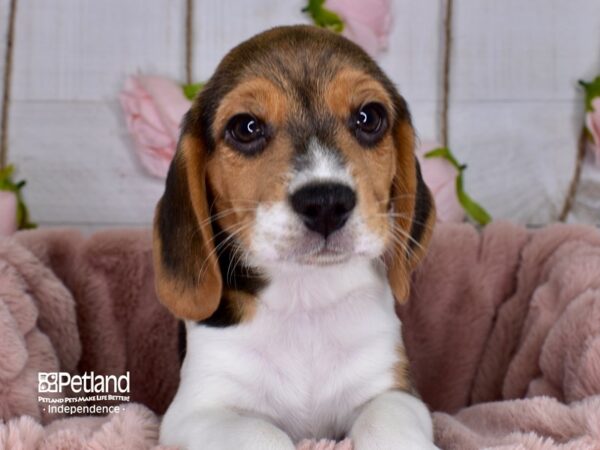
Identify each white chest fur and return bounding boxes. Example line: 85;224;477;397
166;259;403;443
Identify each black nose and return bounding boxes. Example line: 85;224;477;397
290;183;357;238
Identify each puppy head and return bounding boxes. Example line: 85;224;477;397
154;25;435;321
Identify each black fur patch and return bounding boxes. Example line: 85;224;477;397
177;320;186;363
211;221;267;295
157;150;204;289
408;161;432;251
197;221;266;328
199;298;240;328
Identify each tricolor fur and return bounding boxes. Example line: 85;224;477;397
154;25;437;449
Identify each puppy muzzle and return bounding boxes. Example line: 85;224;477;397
290;182;357;238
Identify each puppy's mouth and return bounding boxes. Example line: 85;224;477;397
299;249;351;265
291;230;356;265
294;232;354;266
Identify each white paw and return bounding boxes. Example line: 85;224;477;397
351;426;438;450
350;391;437;450
234;418;296;450
160;410;295;450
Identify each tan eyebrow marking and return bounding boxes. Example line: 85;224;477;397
324;68;394;121
213;77;289;139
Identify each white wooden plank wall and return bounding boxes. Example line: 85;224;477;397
1;0;11;156
1;0;599;230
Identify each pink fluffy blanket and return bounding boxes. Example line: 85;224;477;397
1;222;600;449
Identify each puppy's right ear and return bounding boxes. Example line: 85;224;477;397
153;123;222;321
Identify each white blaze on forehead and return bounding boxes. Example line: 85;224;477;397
288;138;354;193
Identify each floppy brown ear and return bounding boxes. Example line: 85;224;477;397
153;128;222;321
387;121;436;304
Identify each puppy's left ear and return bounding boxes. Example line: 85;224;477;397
153;122;223;321
387;120;436;304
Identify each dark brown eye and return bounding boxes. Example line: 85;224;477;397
353;103;387;146
225;114;268;155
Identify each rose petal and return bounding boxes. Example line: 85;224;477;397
435;178;464;223
120;75;187;178
134;144;174;178
587;99;600;167
416;141;464;223
0;191;18;236
326;0;392;55
343;21;380;57
130;119;174;148
138;76;191;131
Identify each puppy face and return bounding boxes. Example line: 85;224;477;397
154;26;435;321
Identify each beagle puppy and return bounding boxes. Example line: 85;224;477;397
154;25;436;450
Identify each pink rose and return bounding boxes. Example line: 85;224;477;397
325;0;392;56
120;76;192;178
416;141;464;223
0;190;17;236
586;98;600;167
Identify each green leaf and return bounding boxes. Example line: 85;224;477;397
425;147;492;226
0;164;37;230
303;0;345;33
182;82;204;101
455;173;492;226
424;147;461;170
579;75;600;112
0;165;17;191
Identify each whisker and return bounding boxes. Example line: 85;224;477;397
226;243;258;286
385;232;411;261
391;224;425;253
365;211;435;233
215;199;260;205
225;234;250;286
375;193;418;204
198;221;253;282
390;216;435;232
196;207;257;227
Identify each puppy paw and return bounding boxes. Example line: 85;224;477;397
351;426;438;450
349;391;437;450
160;410;295;450
238;419;296;450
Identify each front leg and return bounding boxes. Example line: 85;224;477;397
160;408;296;450
349;391;437;450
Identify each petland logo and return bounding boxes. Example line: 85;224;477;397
38;371;130;394
38;372;131;415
